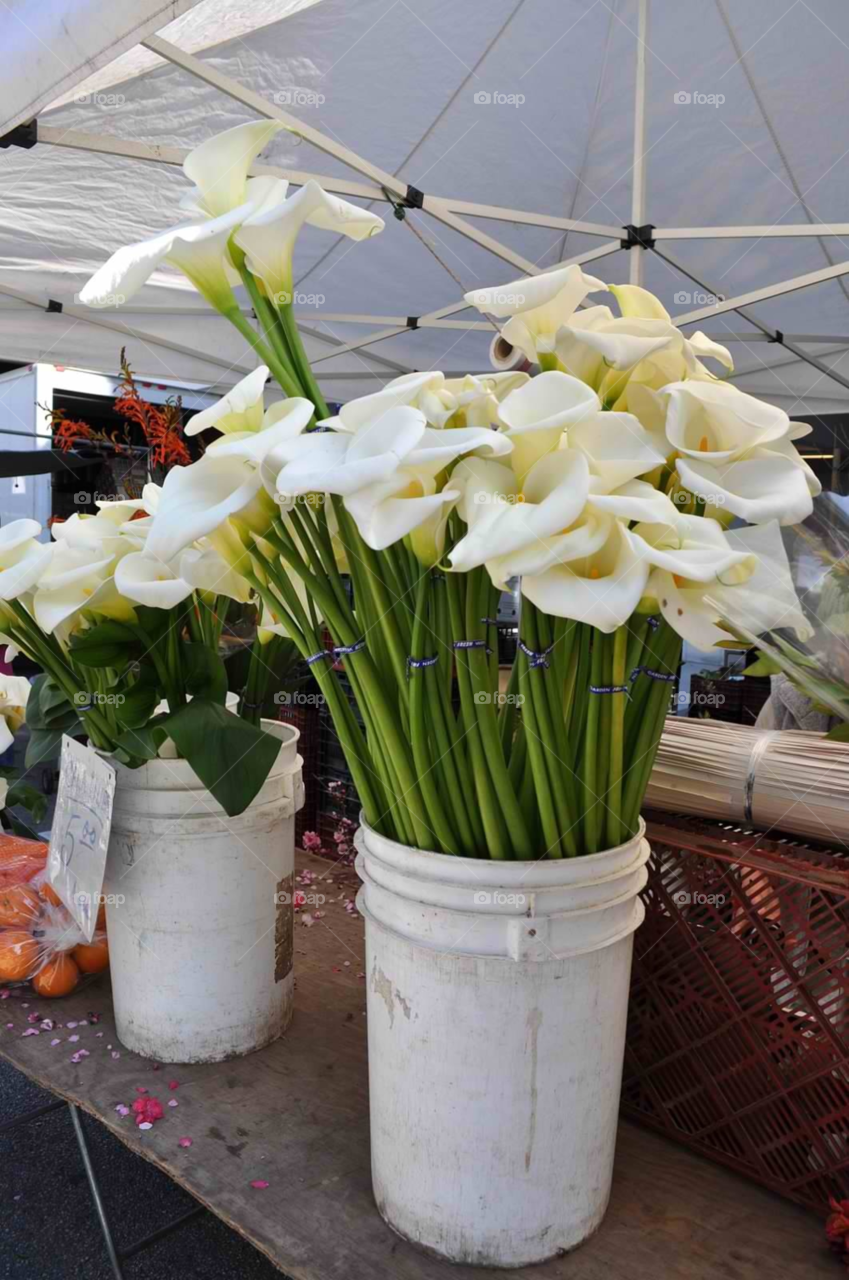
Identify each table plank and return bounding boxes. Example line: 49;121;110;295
0;852;832;1279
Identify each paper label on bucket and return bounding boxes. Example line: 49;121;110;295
46;736;116;942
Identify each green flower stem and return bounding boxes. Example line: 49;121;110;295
7;607;114;748
466;571;533;859
534;607;577;814
522;603;575;857
276;301;331;419
237;269;305;397
409;574;460;855
498;656;521;762
446;571;508;858
582;632;604;853
605;626;629;849
517;639;561;858
222;304;304;400
622;625;681;831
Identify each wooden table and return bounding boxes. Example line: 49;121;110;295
0;853;833;1280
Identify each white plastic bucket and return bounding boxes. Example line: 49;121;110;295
103;720;304;1064
355;819;650;1267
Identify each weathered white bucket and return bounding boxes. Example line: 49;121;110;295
103;720;304;1064
355;818;650;1267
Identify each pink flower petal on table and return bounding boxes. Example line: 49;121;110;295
0;990;9;1000
95;1032;103;1038
178;1137;192;1148
111;1051;120;1060
50;1038;61;1046
27;1012;40;1024
250;1180;270;1190
168;1100;178;1108
66;1021;78;1029
115;1104;130;1117
138;1122;152;1131
135;1086;148;1094
70;1050;90;1063
21;1029;39;1037
40;1019;54;1031
68;1035;79;1043
5;1022;13;1029
168;1080;179;1091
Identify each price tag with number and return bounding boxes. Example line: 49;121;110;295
46;737;117;942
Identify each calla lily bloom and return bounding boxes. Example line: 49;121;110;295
464;264;608;362
522;520;651;633
115;553;193;610
272;405;511;551
643;520;811;649
0;521;53;601
145;398;315;564
32;544;135;634
496;371;600;481
186;366;270;436
662;381;821;525
322;370;531;433
179;544;253;603
234;180;384;303
0;674;31;755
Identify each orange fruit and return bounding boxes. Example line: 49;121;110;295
73;935;109;975
32;953;79;997
39;882;63;908
0;930;40;981
0;884;41;928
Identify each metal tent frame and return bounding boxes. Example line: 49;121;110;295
4;0;849;398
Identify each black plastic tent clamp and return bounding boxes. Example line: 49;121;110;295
620;223;656;250
0;118;38;149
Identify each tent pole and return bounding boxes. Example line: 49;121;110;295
655;245;849;395
629;0;649;286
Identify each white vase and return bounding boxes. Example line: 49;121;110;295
103;720;304;1064
355;818;650;1267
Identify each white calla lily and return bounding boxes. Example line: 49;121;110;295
663;381;821;525
179;544;252;603
644;520;810;649
0;521;53;600
497;371;600;481
234;180;384;302
567;411;666;492
464;264;608;361
185;366;270;437
182;120;285;219
0;673;31;754
114;552;193;609
146;399;314;564
522;521;651;633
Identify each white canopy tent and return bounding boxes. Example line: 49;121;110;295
1;0;849;417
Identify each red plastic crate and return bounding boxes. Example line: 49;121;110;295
623;812;849;1212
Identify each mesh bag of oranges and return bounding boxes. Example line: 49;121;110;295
0;835;109;998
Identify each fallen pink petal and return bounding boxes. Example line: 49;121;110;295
168;1080;179;1091
178;1137;192;1148
168;1099;179;1108
250;1180;270;1190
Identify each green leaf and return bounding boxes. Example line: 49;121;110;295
25;727;68;767
182;643;228;705
70;621;142;668
114;662;161;730
6;780;48;823
162;699;281;816
114;715;170;762
825;722;849;742
742;655;781;677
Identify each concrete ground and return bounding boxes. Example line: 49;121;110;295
1;1059;287;1280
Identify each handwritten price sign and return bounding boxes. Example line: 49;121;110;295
46;737;116;942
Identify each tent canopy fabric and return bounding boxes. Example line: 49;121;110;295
1;0;848;416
